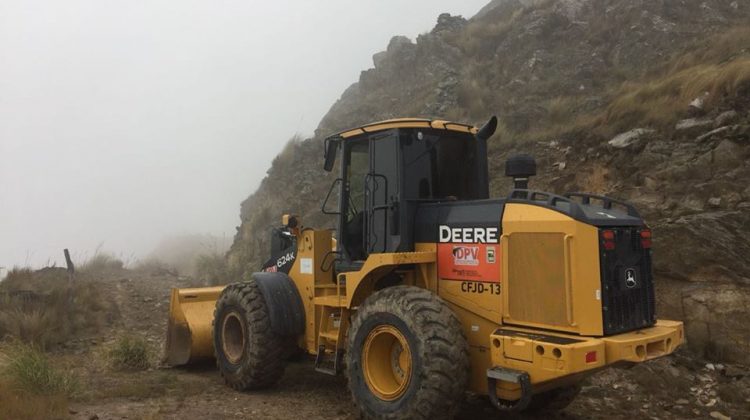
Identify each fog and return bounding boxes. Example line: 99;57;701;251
0;0;487;270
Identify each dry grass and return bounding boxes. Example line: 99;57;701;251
597;26;750;134
489;26;750;143
485;118;517;145
464;25;750;147
455;70;490;120
0;267;34;289
0;381;69;420
667;27;750;74
0;306;53;345
545;96;581;126
80;252;124;274
107;335;151;371
0;267;117;348
603;57;750;133
444;3;532;56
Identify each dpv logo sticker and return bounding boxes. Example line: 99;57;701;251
452;246;479;266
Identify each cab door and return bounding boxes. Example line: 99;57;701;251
365;131;401;254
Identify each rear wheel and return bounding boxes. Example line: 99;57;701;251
346;286;469;419
213;280;286;390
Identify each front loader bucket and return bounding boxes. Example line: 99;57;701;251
164;286;225;366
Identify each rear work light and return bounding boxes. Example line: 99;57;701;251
601;229;616;251
640;229;652;249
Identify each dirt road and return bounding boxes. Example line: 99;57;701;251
66;270;749;420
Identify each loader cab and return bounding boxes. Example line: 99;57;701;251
323;119;491;271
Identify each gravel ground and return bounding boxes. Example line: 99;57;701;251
66;270;749;420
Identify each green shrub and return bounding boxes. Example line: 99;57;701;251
108;335;151;371
1;342;78;397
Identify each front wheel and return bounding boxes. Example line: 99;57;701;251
346;286;469;419
212;280;286;390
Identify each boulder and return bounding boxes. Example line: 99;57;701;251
712;140;743;170
689;92;709;115
679;284;750;362
675;118;714;135
654;211;750;285
432;13;467;34
696;126;733;142
386;35;412;52
608;128;655;148
372;51;387;68
714;110;739;127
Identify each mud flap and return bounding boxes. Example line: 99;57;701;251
164;286;224;366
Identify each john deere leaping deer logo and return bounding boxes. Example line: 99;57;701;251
625;268;637;288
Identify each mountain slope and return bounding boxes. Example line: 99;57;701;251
228;0;750;363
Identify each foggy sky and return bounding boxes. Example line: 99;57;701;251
0;0;488;269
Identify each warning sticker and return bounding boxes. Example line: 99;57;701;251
300;258;313;274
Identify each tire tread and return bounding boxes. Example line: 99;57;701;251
213;280;286;390
346;286;469;420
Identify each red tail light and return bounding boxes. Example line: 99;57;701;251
601;229;616;250
640;229;652;249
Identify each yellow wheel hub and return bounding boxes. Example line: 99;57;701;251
362;325;412;401
221;312;245;364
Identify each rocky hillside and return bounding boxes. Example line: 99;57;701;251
228;0;750;363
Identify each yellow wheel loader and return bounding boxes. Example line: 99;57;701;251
165;117;684;418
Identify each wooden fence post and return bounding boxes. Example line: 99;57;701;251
64;248;75;279
64;249;75;310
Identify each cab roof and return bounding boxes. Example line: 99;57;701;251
333;118;478;139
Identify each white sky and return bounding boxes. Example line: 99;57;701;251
0;0;488;269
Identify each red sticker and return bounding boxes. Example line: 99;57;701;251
438;243;501;282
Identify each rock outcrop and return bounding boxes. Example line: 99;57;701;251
228;0;750;363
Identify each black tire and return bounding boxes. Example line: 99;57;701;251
212;280;286;390
346;286;469;420
527;384;581;412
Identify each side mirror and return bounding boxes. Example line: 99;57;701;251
323;137;340;172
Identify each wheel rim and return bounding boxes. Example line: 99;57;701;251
221;312;245;364
362;325;412;401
